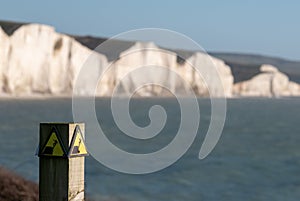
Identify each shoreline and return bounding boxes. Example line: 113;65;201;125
0;94;300;100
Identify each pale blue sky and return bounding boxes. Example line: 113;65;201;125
0;0;299;60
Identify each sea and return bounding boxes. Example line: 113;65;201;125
0;98;300;201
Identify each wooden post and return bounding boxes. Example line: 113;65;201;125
38;122;87;201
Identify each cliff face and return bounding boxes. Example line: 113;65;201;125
109;42;178;96
233;65;300;97
0;23;299;98
181;52;233;97
0;24;108;96
0;23;235;97
0;27;9;92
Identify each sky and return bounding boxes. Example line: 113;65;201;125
0;0;299;61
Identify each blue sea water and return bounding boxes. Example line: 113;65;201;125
0;98;300;201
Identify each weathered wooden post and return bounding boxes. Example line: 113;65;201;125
38;122;88;201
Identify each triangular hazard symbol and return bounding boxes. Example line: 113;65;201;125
40;128;66;157
68;125;88;157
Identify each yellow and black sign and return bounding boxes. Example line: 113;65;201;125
68;125;88;157
39;128;67;157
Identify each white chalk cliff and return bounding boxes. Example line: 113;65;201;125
0;23;236;97
102;42;234;97
233;64;300;97
180;52;233;97
0;24;108;96
0;23;299;97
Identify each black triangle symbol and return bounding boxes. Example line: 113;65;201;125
39;127;67;157
68;125;88;157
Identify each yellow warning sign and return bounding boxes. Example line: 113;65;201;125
68;126;88;157
40;129;66;157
